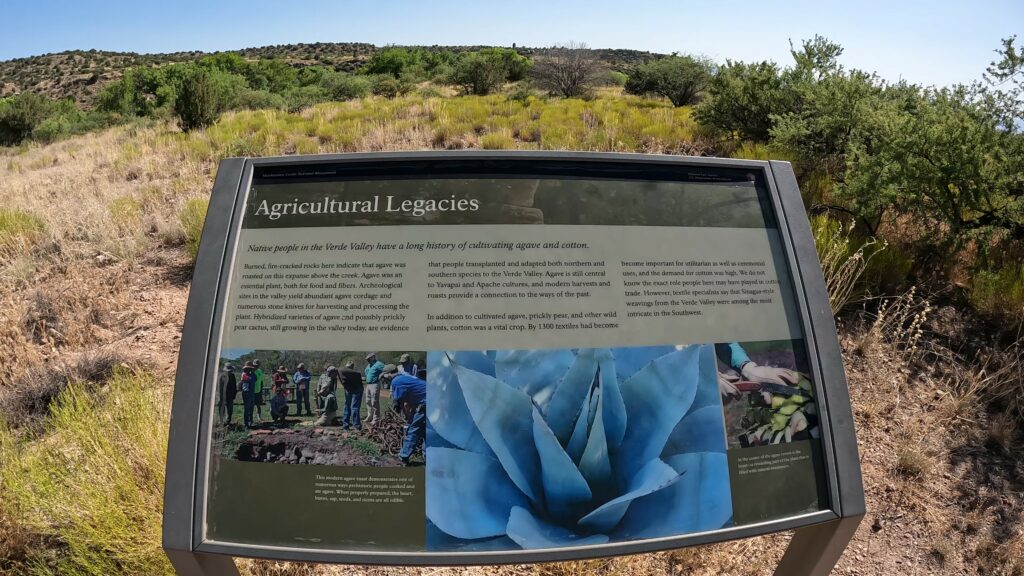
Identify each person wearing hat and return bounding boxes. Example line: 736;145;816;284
380;364;426;466
340;361;364;430
317;365;339;412
314;374;339;427
239;361;257;428
272;365;290;394
363;352;386;425
252;359;265;424
269;372;290;427
397;353;419;380
292;362;313;417
217;363;237;426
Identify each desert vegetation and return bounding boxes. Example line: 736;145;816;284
1;35;1023;575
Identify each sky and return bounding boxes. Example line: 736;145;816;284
1;0;1020;88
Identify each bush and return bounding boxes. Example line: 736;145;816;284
625;55;713;106
363;47;420;78
970;263;1024;320
607;70;628;87
282;85;329;112
447;51;508;95
322;72;371;100
0;369;172;575
694;59;792;142
96;67;173;117
235;89;286;111
480;47;532;81
370;75;411;99
173;66;246;131
179;197;209;262
0;93;53;145
532;42;604;98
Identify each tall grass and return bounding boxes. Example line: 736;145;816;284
179;196;209;263
811;215;883;314
970;263;1024;322
0;369;172;575
0;209;45;256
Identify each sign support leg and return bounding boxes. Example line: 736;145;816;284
166;550;241;576
772;515;862;576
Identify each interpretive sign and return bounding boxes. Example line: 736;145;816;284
163;152;864;575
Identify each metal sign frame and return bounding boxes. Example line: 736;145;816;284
163;151;864;575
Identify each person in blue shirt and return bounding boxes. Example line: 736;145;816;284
380;364;426;466
714;342;799;398
292;363;313;416
364;352;386;425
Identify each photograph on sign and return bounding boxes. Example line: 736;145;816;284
200;160;829;554
213;349;426;466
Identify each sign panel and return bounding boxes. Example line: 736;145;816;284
164;152;863;568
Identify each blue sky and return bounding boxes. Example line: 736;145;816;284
1;0;1020;87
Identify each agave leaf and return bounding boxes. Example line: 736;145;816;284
532;407;592;522
578;382;614;501
426;352;494;456
614;345;707;484
598;351;626;449
661;405;728;457
611;346;677;382
426;447;528;540
453;361;542;503
426;520;518;552
566;385;593;464
506;506;609;549
495;349;575;405
688;343;722;414
425;418;458;449
614;452;732;539
543;349;599;443
577;457;682;533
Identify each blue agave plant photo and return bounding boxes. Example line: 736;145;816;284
425;344;733;550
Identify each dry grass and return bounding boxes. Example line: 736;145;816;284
0;369;172;575
811;215;884;314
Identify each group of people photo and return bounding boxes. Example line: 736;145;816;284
216;349;426;465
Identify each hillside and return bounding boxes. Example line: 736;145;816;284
1;88;1022;575
0;43;658;105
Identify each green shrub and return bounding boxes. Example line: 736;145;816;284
447;51;508;95
625;55;713;106
479;47;532;81
235;89;286;111
0;93;54;145
0;370;172;575
282;85;330;112
96;66;173;118
607;70;628;86
244;58;298;93
370;75;411;99
179;197;209;262
694;59;792;142
970;263;1024;320
173;66;246;132
363;47;420;78
322;72;371;100
0;209;45;255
